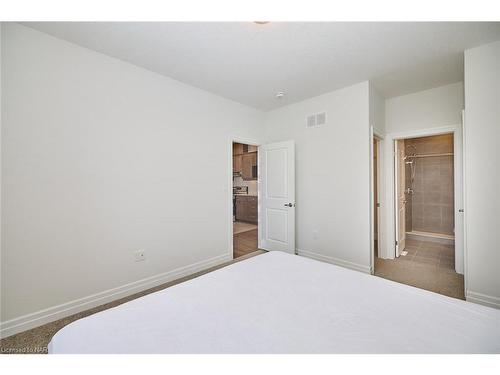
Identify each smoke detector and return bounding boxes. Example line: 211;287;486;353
275;91;285;99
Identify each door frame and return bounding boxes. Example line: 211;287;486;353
381;125;465;274
370;127;384;274
228;136;261;260
394;139;407;258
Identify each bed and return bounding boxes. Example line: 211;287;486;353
48;251;500;353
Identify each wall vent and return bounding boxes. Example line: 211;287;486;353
306;112;327;128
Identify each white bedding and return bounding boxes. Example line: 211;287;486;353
48;251;500;353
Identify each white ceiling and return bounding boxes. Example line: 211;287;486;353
24;22;500;110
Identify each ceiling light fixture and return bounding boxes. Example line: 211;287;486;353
254;21;270;25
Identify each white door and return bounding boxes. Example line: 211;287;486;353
258;140;295;254
395;139;406;257
454;112;465;274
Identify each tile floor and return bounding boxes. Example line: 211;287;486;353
374;238;464;300
233;225;258;259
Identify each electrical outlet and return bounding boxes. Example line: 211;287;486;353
133;250;146;262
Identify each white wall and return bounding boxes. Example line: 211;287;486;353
385;82;464;134
369;83;386;135
264;82;371;273
1;24;263;333
380;83;465;261
463;41;500;308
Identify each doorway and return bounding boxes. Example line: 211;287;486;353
374;133;465;300
232;141;259;259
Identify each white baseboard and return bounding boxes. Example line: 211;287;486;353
297;249;371;274
0;253;232;339
406;231;455;245
466;291;500;309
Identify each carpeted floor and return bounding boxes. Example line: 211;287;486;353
2;238;465;354
0;249;266;354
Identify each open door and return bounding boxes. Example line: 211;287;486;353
454;112;465;274
258;140;295;254
395;139;406;257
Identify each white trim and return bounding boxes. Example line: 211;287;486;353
385;125;458;141
0;253;231;339
228;136;261;260
373;128;385;140
370;127;384;274
461;109;468;292
466;291;500;309
393;138;401;257
298;249;371;274
369;126;374;274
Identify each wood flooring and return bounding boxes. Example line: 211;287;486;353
233;228;258;259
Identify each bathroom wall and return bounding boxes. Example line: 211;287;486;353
406;134;454;235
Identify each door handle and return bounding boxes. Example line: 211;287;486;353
284;203;294;207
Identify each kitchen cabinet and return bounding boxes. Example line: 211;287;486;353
233;155;242;173
233;142;257;179
244;144;258;153
233;143;244;155
235;195;257;223
241;152;257;180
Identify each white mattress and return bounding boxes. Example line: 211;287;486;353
48;251;500;353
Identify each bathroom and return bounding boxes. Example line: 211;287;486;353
404;134;455;244
374;132;464;300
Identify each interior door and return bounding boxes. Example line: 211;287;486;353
454;112;465;274
259;140;295;254
395;139;406;257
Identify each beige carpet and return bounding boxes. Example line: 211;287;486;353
0;250;266;354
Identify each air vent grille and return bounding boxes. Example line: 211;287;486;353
306;112;327;128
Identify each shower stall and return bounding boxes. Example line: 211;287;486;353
403;133;455;243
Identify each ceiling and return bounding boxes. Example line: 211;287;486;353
24;22;500;110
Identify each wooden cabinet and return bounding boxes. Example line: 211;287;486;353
233;142;257;179
235;195;257;223
241;152;257;180
233;143;244;155
233;155;242;173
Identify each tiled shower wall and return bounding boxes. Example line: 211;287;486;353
405;134;454;235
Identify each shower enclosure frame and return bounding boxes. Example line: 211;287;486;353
377;124;465;277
